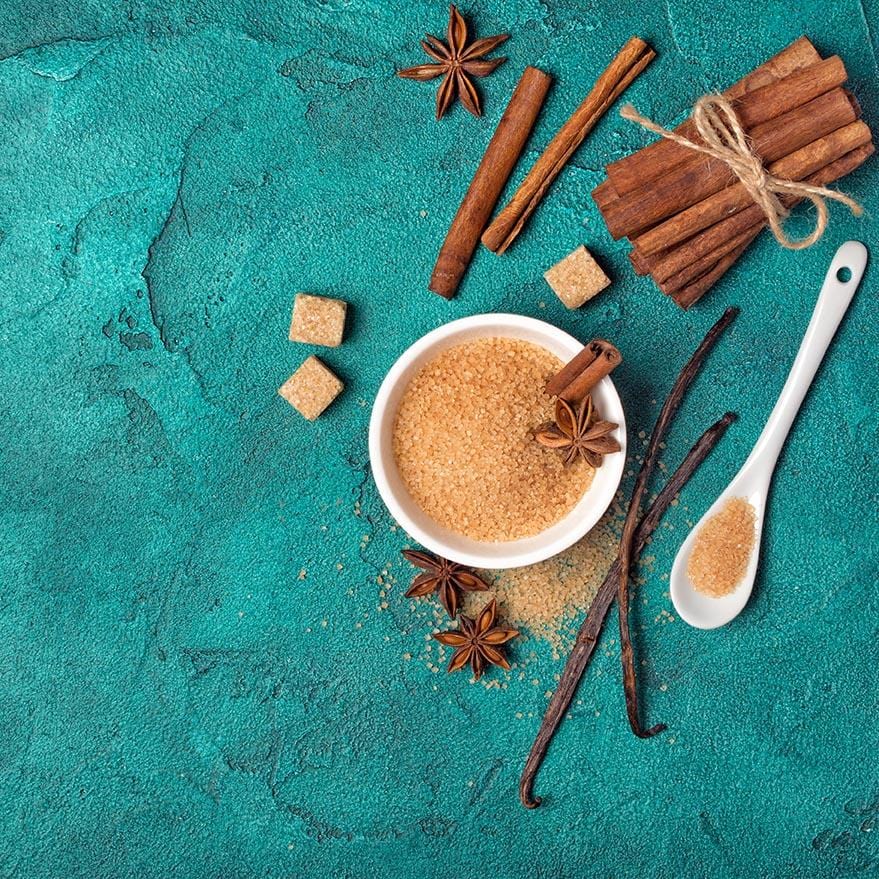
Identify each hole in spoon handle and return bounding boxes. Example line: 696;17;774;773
826;241;868;293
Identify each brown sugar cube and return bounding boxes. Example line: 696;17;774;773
278;356;343;420
543;246;611;309
289;293;347;347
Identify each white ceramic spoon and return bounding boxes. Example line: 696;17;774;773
671;240;868;630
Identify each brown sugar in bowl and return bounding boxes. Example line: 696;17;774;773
369;314;626;569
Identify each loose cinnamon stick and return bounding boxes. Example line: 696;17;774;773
644;136;873;285
545;339;622;401
520;411;737;808
632;119;872;256
600;80;856;240
482;37;655;254
668;142;875;307
428;67;552;299
607;50;840;197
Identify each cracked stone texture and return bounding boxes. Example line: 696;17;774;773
1;1;878;877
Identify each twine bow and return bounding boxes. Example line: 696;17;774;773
620;95;863;250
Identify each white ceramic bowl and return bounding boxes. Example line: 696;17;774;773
368;314;626;569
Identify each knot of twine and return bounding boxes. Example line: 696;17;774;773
620;95;863;250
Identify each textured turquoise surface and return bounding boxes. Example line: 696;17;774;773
1;1;878;876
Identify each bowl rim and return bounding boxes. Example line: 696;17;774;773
368;313;626;569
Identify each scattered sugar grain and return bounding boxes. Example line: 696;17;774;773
469;509;621;651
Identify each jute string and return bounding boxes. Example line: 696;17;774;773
620;95;863;250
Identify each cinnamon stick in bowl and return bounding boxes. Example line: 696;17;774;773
429;66;552;299
546;339;622;402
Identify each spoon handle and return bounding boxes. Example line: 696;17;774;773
746;241;868;470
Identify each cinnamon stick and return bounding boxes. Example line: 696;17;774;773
595;44;828;225
658;227;766;295
672;240;755;309
629;248;650;275
520;411;737;808
428;67;552;299
545;339;622;401
600;80;856;240
668;141;875;307
632;119;872;256
644;137;874;285
607;49;839;197
482;37;655;254
596;38;819;211
726;35;822;92
591;179;618;211
605;37;821;196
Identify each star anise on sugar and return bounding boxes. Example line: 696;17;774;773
534;396;622;468
396;4;508;120
433;599;519;680
401;549;489;619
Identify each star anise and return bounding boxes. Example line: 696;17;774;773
396;4;508;120
432;599;519;679
535;396;622;468
401;549;489;619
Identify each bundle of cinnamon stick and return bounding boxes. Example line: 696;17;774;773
592;37;874;308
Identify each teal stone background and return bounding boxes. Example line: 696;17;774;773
1;0;878;876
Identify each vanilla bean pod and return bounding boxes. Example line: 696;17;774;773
618;306;739;739
520;412;736;808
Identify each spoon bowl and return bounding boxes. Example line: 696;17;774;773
670;466;767;629
671;241;868;629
